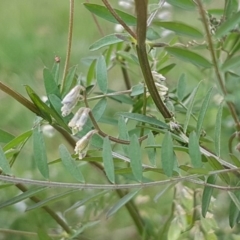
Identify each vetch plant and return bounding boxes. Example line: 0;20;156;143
1;0;240;239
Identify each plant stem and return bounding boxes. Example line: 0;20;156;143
102;0;137;39
134;0;172;120
61;0;74;92
15;183;72;234
196;0;240;130
86;0;104;36
0;81;39;115
83;93;148;144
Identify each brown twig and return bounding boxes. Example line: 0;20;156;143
134;0;172;120
102;0;137;39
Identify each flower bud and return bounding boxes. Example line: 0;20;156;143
61;85;85;117
74;130;98;159
68;107;91;135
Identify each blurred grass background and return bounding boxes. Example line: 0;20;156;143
0;1;238;239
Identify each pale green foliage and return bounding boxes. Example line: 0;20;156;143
0;1;240;239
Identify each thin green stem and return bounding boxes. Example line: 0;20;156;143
61;0;74;92
134;0;172;120
228;132;237;154
86;0;104;36
102;0;137;39
0;228;59;238
83;93;147;144
86;89;132;101
2;173;240;190
0;81;39;115
196;0;240;130
119;45;132;90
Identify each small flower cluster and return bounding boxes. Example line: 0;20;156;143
61;86;98;159
151;71;168;101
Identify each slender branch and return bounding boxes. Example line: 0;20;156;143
2;173;240;191
86;89;132;101
86;0;104;36
147;0;166;26
134;0;172;120
102;0;137;39
228;132;237;154
196;0;240;129
0;228;59;238
119;45;132;90
61;0;74;92
83;94;148;144
0;81;40;115
15;183;72;234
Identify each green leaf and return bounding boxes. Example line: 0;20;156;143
3;130;32;151
87;59;96;86
228;191;240;211
84;3;136;26
155;21;203;38
25;85;52;123
158;63;176;75
26;86;69;131
0;187;47;210
214;101;223;157
96;55;108;93
225;0;239;19
129;135;142;182
64;190;107;214
131;84;144;97
33;127;49;179
154;184;175;202
0;145;11;175
215;11;240;38
202;175;217;217
48;94;72;129
177;74;186;101
118;116;129;155
102;137;115;183
229;190;240;228
207;156;230;184
70;221;100;239
230;154;240;167
26;189;79;211
166;0;195;10
146;131;156;166
183;81;201;133
189;131;202;168
89;34;126;51
0;129;15;143
196;88;213;137
62;65;77;97
221;55;240;71
59;144;85;183
43;68;60;97
118;112;169;129
106;189;140;218
51;59;60;83
161;131;174;177
165;47;212;68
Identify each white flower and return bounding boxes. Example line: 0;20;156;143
74;130;98;159
61;85;85;117
151;71;166;83
68;107;91;135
